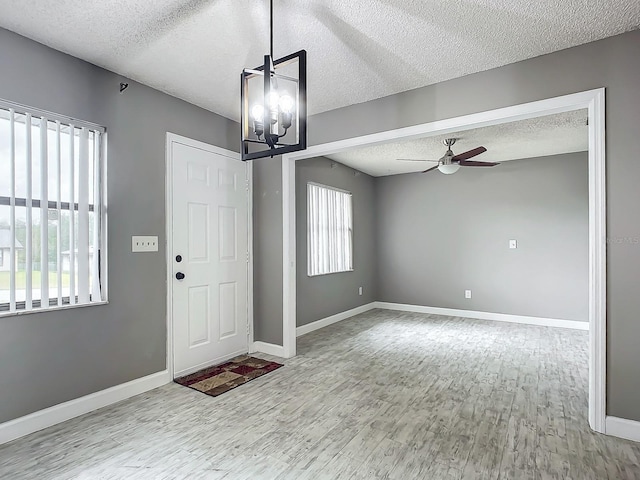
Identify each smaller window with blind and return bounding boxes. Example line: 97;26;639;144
0;100;106;314
307;182;353;276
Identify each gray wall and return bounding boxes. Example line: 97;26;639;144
0;28;238;423
255;30;640;421
376;153;589;321
296;157;377;327
253;157;284;345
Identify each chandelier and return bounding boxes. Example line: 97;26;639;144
241;0;307;161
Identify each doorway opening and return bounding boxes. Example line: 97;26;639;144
282;89;606;433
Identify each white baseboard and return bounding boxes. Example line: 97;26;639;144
296;302;377;337
0;370;170;446
374;302;589;331
606;416;640;443
252;341;286;358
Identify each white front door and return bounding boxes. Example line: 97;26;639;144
170;138;249;377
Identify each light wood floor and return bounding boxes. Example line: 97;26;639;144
1;309;639;479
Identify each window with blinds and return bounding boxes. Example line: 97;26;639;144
0;101;105;313
307;182;353;276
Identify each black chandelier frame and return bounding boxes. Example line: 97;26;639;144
240;0;307;161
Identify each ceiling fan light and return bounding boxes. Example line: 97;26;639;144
438;164;461;175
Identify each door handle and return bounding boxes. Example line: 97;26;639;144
176;272;185;280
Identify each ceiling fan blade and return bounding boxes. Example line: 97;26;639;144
397;158;438;162
459;160;499;167
452;146;487;161
422;165;439;173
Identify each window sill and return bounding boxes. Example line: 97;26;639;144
0;301;109;318
308;269;354;278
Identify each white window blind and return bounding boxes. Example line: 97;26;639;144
0;101;105;313
307;182;353;276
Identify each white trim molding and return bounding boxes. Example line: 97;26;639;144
282;88;607;434
587;89;607;435
0;371;170;446
252;341;286;358
282;154;297;358
247;160;255;349
297;303;377;337
606;416;640;443
374;303;589;331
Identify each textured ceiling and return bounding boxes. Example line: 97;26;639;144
325;110;588;177
0;1;639;121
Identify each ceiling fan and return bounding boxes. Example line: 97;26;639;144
398;138;499;174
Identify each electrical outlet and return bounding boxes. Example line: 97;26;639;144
465;290;472;299
358;286;363;296
132;236;159;252
509;239;518;249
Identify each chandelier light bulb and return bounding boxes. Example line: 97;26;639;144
267;91;280;109
279;95;294;114
251;104;265;121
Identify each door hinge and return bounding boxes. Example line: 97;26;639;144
246;179;250;191
246;252;250;263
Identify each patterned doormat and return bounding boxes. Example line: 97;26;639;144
174;355;283;397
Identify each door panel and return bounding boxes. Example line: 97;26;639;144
172;141;248;377
188;203;210;262
188;285;211;347
219;282;237;339
219;206;237;261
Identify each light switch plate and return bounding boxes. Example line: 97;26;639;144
132;236;159;252
509;239;518;249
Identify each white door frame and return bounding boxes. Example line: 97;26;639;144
165;132;253;379
282;88;607;434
